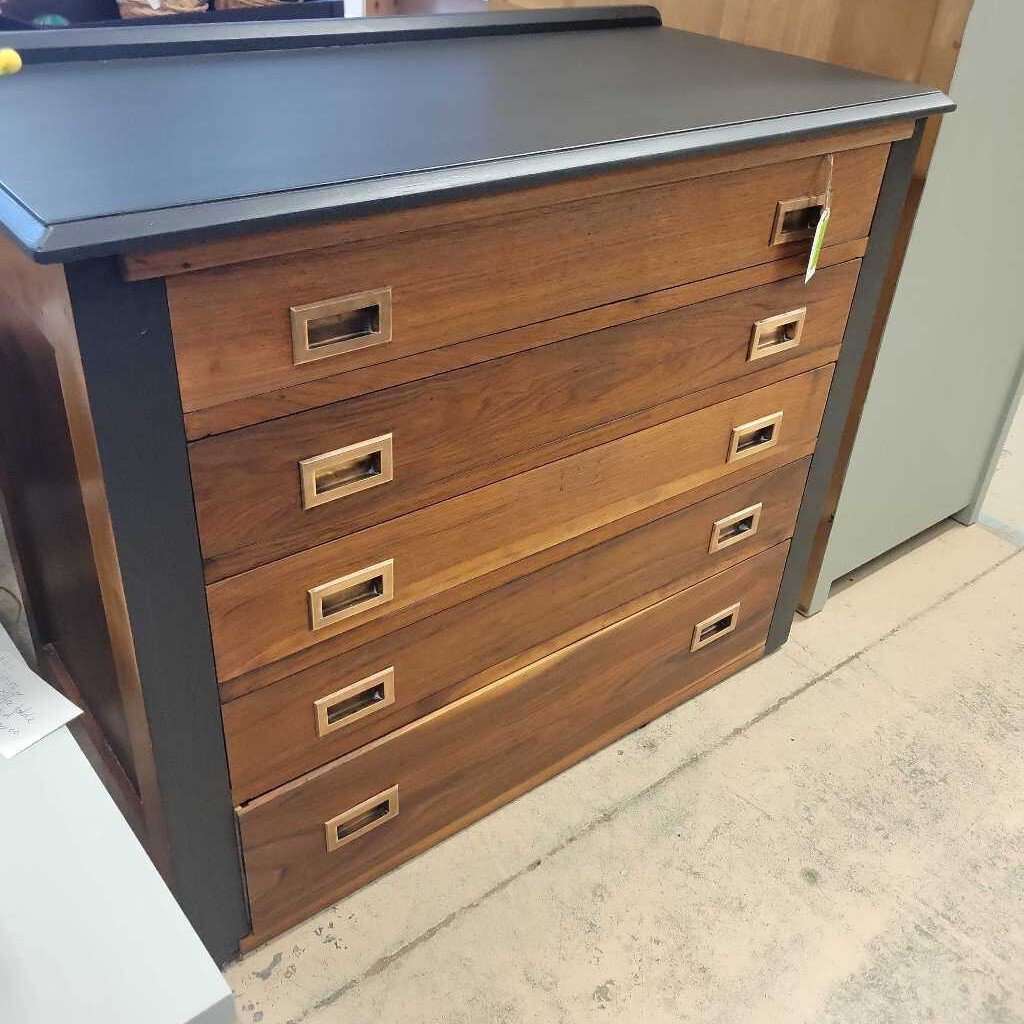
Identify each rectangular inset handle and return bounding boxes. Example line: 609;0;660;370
748;308;807;362
324;784;399;852
308;559;394;631
708;502;763;554
291;286;392;365
728;411;783;463
300;434;394;510
690;603;741;652
770;194;827;246
314;666;396;737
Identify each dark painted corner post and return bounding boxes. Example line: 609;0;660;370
65;257;249;965
766;120;927;655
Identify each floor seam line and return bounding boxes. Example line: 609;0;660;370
975;512;1024;549
283;547;1022;1021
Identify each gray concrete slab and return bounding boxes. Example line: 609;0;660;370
237;547;1023;1024
227;404;1024;1024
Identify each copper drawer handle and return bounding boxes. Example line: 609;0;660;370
300;434;394;510
291;286;392;365
770;194;827;246
748;308;806;362
324;785;399;852
308;560;394;631
728;411;783;463
708;503;763;554
314;667;396;737
690;603;741;652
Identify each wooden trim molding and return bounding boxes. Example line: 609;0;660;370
41;645;147;840
0;234;171;877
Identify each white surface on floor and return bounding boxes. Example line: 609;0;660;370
226;408;1024;1024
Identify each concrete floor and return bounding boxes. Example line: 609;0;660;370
226;404;1024;1024
1;414;1020;1024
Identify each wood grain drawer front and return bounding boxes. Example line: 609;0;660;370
206;365;832;681
223;459;809;802
237;542;789;939
192;262;858;581
169;144;887;413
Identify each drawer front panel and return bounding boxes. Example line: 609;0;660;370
207;365;832;680
169;145;887;412
192;262;857;580
224;459;809;801
237;542;789;939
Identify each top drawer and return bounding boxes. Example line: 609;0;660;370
168;144;889;413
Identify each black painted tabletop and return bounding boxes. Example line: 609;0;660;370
0;8;952;261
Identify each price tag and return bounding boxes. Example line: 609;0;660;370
806;153;835;283
804;205;831;283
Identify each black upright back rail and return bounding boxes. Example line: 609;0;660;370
0;11;951;264
0;6;662;61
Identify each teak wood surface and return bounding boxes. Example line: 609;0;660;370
238;542;788;940
224;460;809;802
191;262;858;579
121;120;910;284
218;339;838;701
167;145;887;413
41;645;145;837
182;240;867;440
206;365;832;680
502;0;969;87
0;234;171;875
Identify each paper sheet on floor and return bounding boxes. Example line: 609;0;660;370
0;626;80;758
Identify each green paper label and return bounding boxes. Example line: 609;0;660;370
805;205;831;283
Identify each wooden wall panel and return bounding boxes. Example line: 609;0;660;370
654;0;945;81
502;0;969;89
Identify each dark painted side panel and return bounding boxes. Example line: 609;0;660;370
64;259;249;964
767;121;926;653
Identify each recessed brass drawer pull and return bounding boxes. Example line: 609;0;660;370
308;559;395;631
728;411;783;463
770;194;827;246
324;785;399;853
748;307;807;362
314;666;396;737
690;603;741;652
299;434;394;510
708;502;763;554
291;286;392;365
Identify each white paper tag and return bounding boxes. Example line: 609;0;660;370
0;628;81;758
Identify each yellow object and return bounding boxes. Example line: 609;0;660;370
0;49;23;76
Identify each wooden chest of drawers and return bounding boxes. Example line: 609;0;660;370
0;9;951;962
